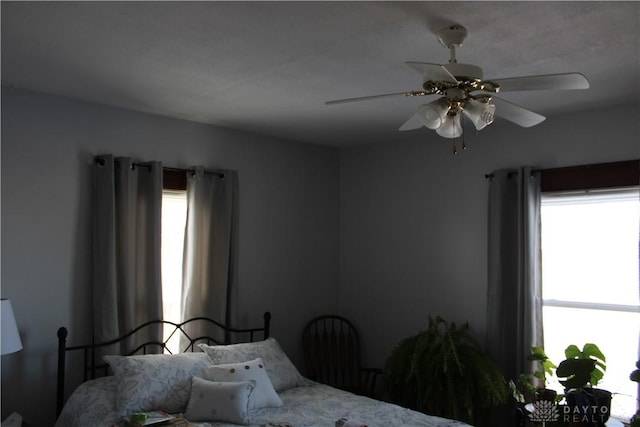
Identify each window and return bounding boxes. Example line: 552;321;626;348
540;162;639;421
161;169;188;353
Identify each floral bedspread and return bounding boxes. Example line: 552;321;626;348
55;376;472;427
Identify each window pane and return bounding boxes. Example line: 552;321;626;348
543;306;639;419
541;190;639;305
541;189;640;421
162;190;187;353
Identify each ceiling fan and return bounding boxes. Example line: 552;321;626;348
325;25;589;145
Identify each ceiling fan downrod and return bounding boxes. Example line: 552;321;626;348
449;45;458;64
436;25;468;64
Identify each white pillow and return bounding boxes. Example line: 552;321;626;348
104;352;211;415
204;358;283;410
184;377;255;424
199;337;303;391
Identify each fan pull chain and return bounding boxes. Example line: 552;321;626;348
451;115;466;155
461;114;466;151
452;135;467;155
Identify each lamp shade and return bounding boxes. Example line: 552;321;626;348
463;99;495;131
417;98;450;129
436;114;463;138
1;299;23;355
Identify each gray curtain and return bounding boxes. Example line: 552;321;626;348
486;167;543;424
181;167;237;349
93;155;163;354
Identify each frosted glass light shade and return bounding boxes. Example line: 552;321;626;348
436;114;463;138
418;98;449;129
463;99;495;130
1;299;22;355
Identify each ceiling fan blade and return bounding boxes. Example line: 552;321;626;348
491;96;546;127
325;91;428;105
490;73;590;92
406;62;458;83
399;111;424;131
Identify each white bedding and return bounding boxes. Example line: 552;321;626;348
55;376;472;427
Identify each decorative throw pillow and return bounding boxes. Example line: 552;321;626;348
104;352;211;415
199;337;303;391
204;358;283;410
184;377;255;424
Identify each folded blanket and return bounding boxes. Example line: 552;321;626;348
335;418;368;427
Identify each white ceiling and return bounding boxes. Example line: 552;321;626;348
2;1;639;147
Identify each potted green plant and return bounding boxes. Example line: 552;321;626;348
514;346;559;403
555;343;610;427
381;316;509;425
630;360;640;427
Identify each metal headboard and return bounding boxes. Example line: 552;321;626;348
56;312;271;417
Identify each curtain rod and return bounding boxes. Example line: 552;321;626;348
484;169;540;180
163;166;225;179
95;157;225;178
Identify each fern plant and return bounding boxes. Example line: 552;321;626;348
381;316;508;424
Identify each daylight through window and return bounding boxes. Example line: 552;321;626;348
541;188;640;421
161;189;187;354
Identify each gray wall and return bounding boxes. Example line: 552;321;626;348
1;87;340;426
1;85;639;426
339;105;640;370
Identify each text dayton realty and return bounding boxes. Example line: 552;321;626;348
529;400;610;424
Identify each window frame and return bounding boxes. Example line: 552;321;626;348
539;158;640;318
539;159;639;421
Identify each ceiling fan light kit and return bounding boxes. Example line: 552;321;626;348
326;24;590;150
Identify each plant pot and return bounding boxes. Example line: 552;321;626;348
534;388;558;402
564;388;611;427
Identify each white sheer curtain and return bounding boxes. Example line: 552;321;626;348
93;155;163;353
486;167;543;426
181;166;237;348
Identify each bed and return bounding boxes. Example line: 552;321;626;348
55;312;472;427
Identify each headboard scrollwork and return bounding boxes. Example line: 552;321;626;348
56;312;271;417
